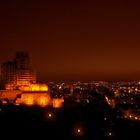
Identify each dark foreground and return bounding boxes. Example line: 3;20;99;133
0;103;140;140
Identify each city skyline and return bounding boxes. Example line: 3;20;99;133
1;0;140;81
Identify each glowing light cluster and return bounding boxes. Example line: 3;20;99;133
52;98;64;108
15;98;21;105
20;94;51;107
36;95;51;107
105;96;115;108
114;89;120;97
2;100;8;105
23;95;34;106
20;84;49;92
123;110;140;121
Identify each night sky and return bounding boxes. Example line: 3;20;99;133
1;0;140;81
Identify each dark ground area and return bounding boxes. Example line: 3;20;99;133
0;102;140;140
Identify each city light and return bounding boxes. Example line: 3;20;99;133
52;98;64;108
71;122;86;138
46;111;54;122
72;127;84;137
48;113;52;118
123;110;140;122
106;131;114;137
77;129;81;133
2;100;8;105
104;117;107;121
109;132;112;136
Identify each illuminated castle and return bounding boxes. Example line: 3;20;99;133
0;52;64;108
0;52;36;90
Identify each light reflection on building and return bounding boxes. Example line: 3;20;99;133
19;84;49;92
36;95;51;107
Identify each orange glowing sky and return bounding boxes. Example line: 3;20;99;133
0;0;140;81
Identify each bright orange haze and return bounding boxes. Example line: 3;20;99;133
1;0;140;81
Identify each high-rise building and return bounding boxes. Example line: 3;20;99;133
0;52;36;89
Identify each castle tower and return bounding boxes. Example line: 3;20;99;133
1;52;36;89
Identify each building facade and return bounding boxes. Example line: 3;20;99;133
0;52;36;89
